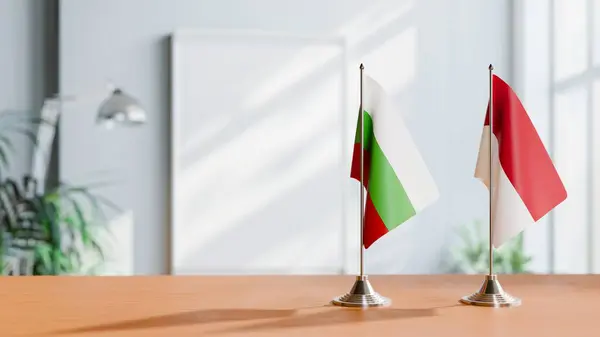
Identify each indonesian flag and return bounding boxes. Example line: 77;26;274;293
351;75;439;248
475;74;567;247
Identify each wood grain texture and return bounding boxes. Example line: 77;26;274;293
1;275;598;337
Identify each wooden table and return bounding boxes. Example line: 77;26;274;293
1;275;598;336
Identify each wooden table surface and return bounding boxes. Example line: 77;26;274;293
1;275;598;337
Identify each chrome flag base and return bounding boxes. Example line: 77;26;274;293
331;275;391;308
460;274;521;307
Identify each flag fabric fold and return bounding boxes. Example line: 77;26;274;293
351;75;439;249
475;74;567;247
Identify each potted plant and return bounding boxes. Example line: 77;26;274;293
446;220;532;274
0;111;118;275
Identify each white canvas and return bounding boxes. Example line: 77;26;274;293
170;30;350;274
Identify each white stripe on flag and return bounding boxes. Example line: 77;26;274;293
362;75;439;212
476;126;536;247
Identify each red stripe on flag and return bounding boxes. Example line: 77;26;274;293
363;195;389;248
350;143;371;188
485;75;567;220
350;143;388;248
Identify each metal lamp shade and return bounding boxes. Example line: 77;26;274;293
96;89;146;128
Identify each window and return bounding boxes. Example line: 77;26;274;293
516;0;600;274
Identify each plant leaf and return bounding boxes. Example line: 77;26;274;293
0;135;15;172
0;185;18;229
69;199;89;245
0;148;9;171
6;127;38;147
34;243;53;273
50;183;119;222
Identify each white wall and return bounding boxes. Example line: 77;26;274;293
59;0;512;274
0;0;49;179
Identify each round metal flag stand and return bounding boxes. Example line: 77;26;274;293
459;64;521;308
332;275;390;308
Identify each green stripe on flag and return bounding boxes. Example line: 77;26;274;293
369;136;416;230
354;109;373;149
355;110;417;230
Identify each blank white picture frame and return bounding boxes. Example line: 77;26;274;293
170;30;351;275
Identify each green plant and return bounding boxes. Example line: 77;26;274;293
447;220;532;274
0;110;118;275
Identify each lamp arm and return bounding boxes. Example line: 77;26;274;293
49;81;117;105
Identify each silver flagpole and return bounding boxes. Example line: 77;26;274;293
331;63;390;308
360;63;365;277
489;64;494;277
460;64;521;307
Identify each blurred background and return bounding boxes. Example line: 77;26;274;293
0;0;593;276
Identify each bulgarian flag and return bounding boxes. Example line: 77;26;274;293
351;75;439;248
475;74;567;247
